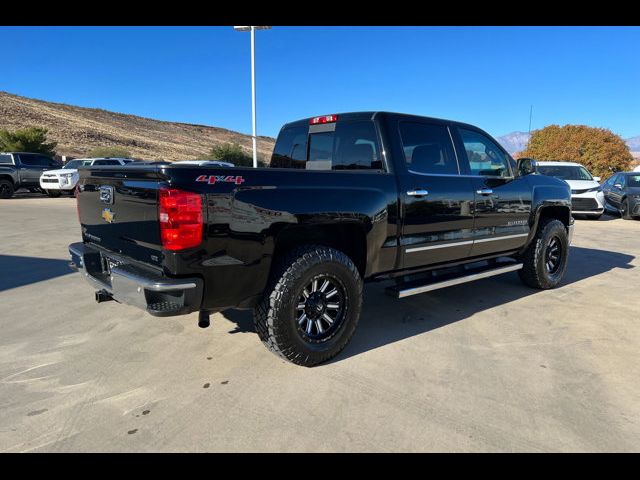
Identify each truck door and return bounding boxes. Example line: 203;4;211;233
394;120;475;269
454;127;532;257
16;153;58;185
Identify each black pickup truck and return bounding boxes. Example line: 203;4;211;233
69;112;573;366
0;152;61;198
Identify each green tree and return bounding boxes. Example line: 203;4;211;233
521;125;633;180
88;146;131;158
0;127;57;156
203;143;265;167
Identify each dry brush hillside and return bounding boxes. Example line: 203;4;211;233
0;91;275;162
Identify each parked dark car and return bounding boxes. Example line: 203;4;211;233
0;152;62;198
68;112;573;366
602;171;640;219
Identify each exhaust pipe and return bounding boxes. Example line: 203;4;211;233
95;289;114;303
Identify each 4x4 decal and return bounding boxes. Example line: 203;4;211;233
196;175;245;185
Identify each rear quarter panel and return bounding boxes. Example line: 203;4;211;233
162;166;399;310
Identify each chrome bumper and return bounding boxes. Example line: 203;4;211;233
68;242;203;317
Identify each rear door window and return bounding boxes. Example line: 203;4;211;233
399;122;458;175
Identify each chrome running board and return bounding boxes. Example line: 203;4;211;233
387;262;523;299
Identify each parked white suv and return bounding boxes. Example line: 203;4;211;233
39;157;134;197
537;161;604;219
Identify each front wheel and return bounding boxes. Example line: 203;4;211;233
518;218;569;289
45;190;61;198
254;245;363;367
0;180;14;199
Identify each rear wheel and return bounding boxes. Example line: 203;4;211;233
0;180;14;199
46;190;61;198
518;218;569;289
254;245;363;367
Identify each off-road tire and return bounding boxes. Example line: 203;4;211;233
254;245;363;367
0;179;14;199
518;218;569;289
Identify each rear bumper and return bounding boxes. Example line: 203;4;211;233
68;242;203;317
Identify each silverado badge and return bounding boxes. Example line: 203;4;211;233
102;208;115;223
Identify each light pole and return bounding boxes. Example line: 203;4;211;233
234;26;271;168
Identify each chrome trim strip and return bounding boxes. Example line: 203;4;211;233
405;233;528;253
405;171;515;180
397;263;523;298
406;240;473;253
473;233;528;244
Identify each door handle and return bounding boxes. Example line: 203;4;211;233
476;188;493;195
407;189;429;197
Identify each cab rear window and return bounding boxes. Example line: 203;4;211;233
270;121;383;171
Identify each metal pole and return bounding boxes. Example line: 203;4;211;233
528;105;533;135
251;26;258;168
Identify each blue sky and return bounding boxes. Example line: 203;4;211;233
3;26;640;139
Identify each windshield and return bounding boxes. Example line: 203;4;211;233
64;159;92;169
537;165;593;181
627;175;640;188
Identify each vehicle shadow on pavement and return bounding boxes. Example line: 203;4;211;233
0;254;75;292
4;191;75;200
337;246;635;363
221;246;635;363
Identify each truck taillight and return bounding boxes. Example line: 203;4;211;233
309;114;338;125
158;188;203;251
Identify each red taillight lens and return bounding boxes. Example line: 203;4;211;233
309;114;338;125
158;188;203;251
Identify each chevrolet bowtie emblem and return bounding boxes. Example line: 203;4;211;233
102;208;115;223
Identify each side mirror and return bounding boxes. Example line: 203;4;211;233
593;176;601;182
517;157;537;176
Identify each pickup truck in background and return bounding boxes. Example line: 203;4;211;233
69;112;574;366
0;152;62;198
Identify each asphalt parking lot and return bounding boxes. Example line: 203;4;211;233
1;193;639;452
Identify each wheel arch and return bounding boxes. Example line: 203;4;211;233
271;222;367;278
523;202;571;252
0;174;15;185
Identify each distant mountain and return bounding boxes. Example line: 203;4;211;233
0;91;275;162
496;131;531;154
625;136;640;152
497;131;640;155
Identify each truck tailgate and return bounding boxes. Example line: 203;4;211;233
77;165;165;268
